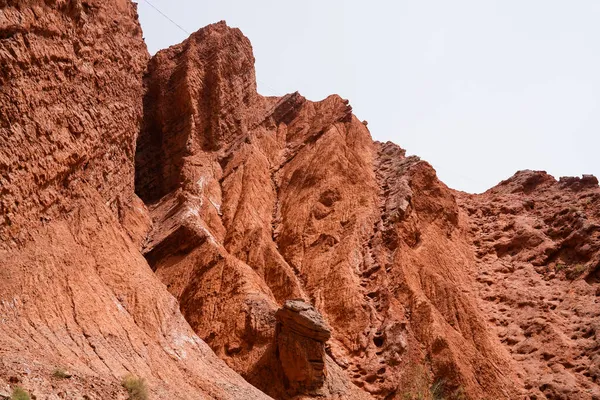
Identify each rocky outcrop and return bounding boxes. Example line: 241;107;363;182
0;3;272;399
3;3;598;399
137;22;371;399
139;21;520;400
275;300;331;395
459;170;600;399
0;0;148;245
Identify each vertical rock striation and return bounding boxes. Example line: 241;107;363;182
0;3;272;399
3;4;598;398
138;21;525;400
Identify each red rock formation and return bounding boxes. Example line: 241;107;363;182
3;3;599;399
459;170;600;399
138;21;522;400
0;0;147;243
275;300;331;395
0;3;271;399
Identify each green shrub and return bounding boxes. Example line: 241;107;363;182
122;375;149;400
431;379;445;400
10;387;30;400
52;368;72;379
566;264;587;280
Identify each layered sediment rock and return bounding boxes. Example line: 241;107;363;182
2;3;599;399
139;21;521;400
0;0;147;245
275;300;331;394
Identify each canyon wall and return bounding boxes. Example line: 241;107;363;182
136;22;529;400
1;3;599;399
0;2;271;399
460;172;600;399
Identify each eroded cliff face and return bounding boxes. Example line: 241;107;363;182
0;3;272;399
136;22;524;400
460;172;600;399
2;5;599;399
0;0;147;245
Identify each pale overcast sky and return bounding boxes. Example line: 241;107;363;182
137;1;600;193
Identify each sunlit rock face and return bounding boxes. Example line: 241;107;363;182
3;2;599;398
0;4;272;400
137;21;537;400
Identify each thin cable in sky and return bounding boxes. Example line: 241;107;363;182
141;0;191;35
141;0;282;96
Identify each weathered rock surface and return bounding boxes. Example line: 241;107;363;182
2;3;599;399
275;300;331;394
0;2;271;399
139;21;521;400
459;170;600;399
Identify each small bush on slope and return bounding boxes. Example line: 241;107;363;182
52;367;72;379
122;375;149;400
566;264;587;280
10;387;30;400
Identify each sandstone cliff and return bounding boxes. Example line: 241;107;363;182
1;3;599;400
136;21;520;400
0;2;270;399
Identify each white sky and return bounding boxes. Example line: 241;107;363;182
137;1;600;193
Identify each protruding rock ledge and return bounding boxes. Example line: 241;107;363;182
275;300;331;394
559;174;599;191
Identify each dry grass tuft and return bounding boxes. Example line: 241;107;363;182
122;375;149;400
